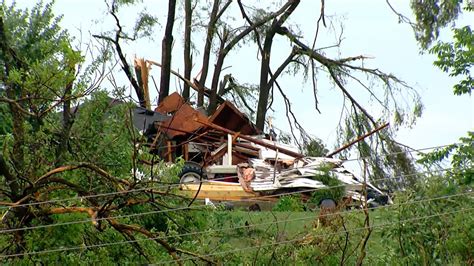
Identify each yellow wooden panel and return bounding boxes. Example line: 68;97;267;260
179;183;276;201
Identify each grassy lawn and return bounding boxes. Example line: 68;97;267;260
186;204;395;263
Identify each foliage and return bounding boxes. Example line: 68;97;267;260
430;25;473;95
410;0;473;96
309;171;345;206
380;174;474;265
133;12;159;39
411;0;473;189
418;131;473;185
99;0;426;193
410;0;464;49
0;2;194;264
336;114;419;191
0;98;11;147
69;91;135;175
273;195;305;212
393;2;474;264
0;0;472;264
302;138;329;157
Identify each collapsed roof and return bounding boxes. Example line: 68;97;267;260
153;92;261;140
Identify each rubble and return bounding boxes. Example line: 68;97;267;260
138;93;390;206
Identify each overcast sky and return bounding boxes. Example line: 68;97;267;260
8;0;474;154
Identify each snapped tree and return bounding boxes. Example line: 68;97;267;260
98;0;423;191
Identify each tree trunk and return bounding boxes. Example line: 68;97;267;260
183;0;192;101
256;31;275;130
159;0;177;104
209;0;299;114
255;0;300;131
208;31;227;114
197;0;221;107
55;72;75;166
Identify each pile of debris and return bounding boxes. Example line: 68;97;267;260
237;156;388;205
136;93;390;206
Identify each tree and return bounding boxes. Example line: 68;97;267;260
158;0;177;104
395;0;473;95
182;0;193;101
196;0;231;108
4;1;471;264
376;2;474;264
0;3;211;264
404;0;473;176
95;0;422;190
431;24;473;95
251;0;300;130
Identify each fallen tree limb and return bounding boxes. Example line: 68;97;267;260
46;206;99;227
34;163;130;188
107;218;183;265
146;59;226;105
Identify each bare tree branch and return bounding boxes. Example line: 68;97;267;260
33;163;130;187
108;219;184;265
92;1;145;107
197;0;232;107
208;0;301;114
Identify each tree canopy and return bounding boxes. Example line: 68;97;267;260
0;0;472;264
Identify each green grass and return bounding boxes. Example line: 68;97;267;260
185;206;396;264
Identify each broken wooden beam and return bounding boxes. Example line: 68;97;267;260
155;123;260;152
195;118;304;159
326;122;390;157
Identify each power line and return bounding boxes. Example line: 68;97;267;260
0;187;471;254
159;206;474;265
343;143;456;162
25;190;474;238
0;167;462;234
0;175;237;210
0;168;458;234
2;205;472;260
0;160;454;210
0;142;454;210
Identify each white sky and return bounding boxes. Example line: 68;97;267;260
7;0;474;153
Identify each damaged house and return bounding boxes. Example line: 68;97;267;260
135;92;390;207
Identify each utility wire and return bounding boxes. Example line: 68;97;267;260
0;168;457;234
0;168;462;234
343;143;456;162
0;161;455;210
0;142;454;210
159;206;474;264
10;190;474;238
0;184;471;239
0;174;240;210
2;205;472;260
